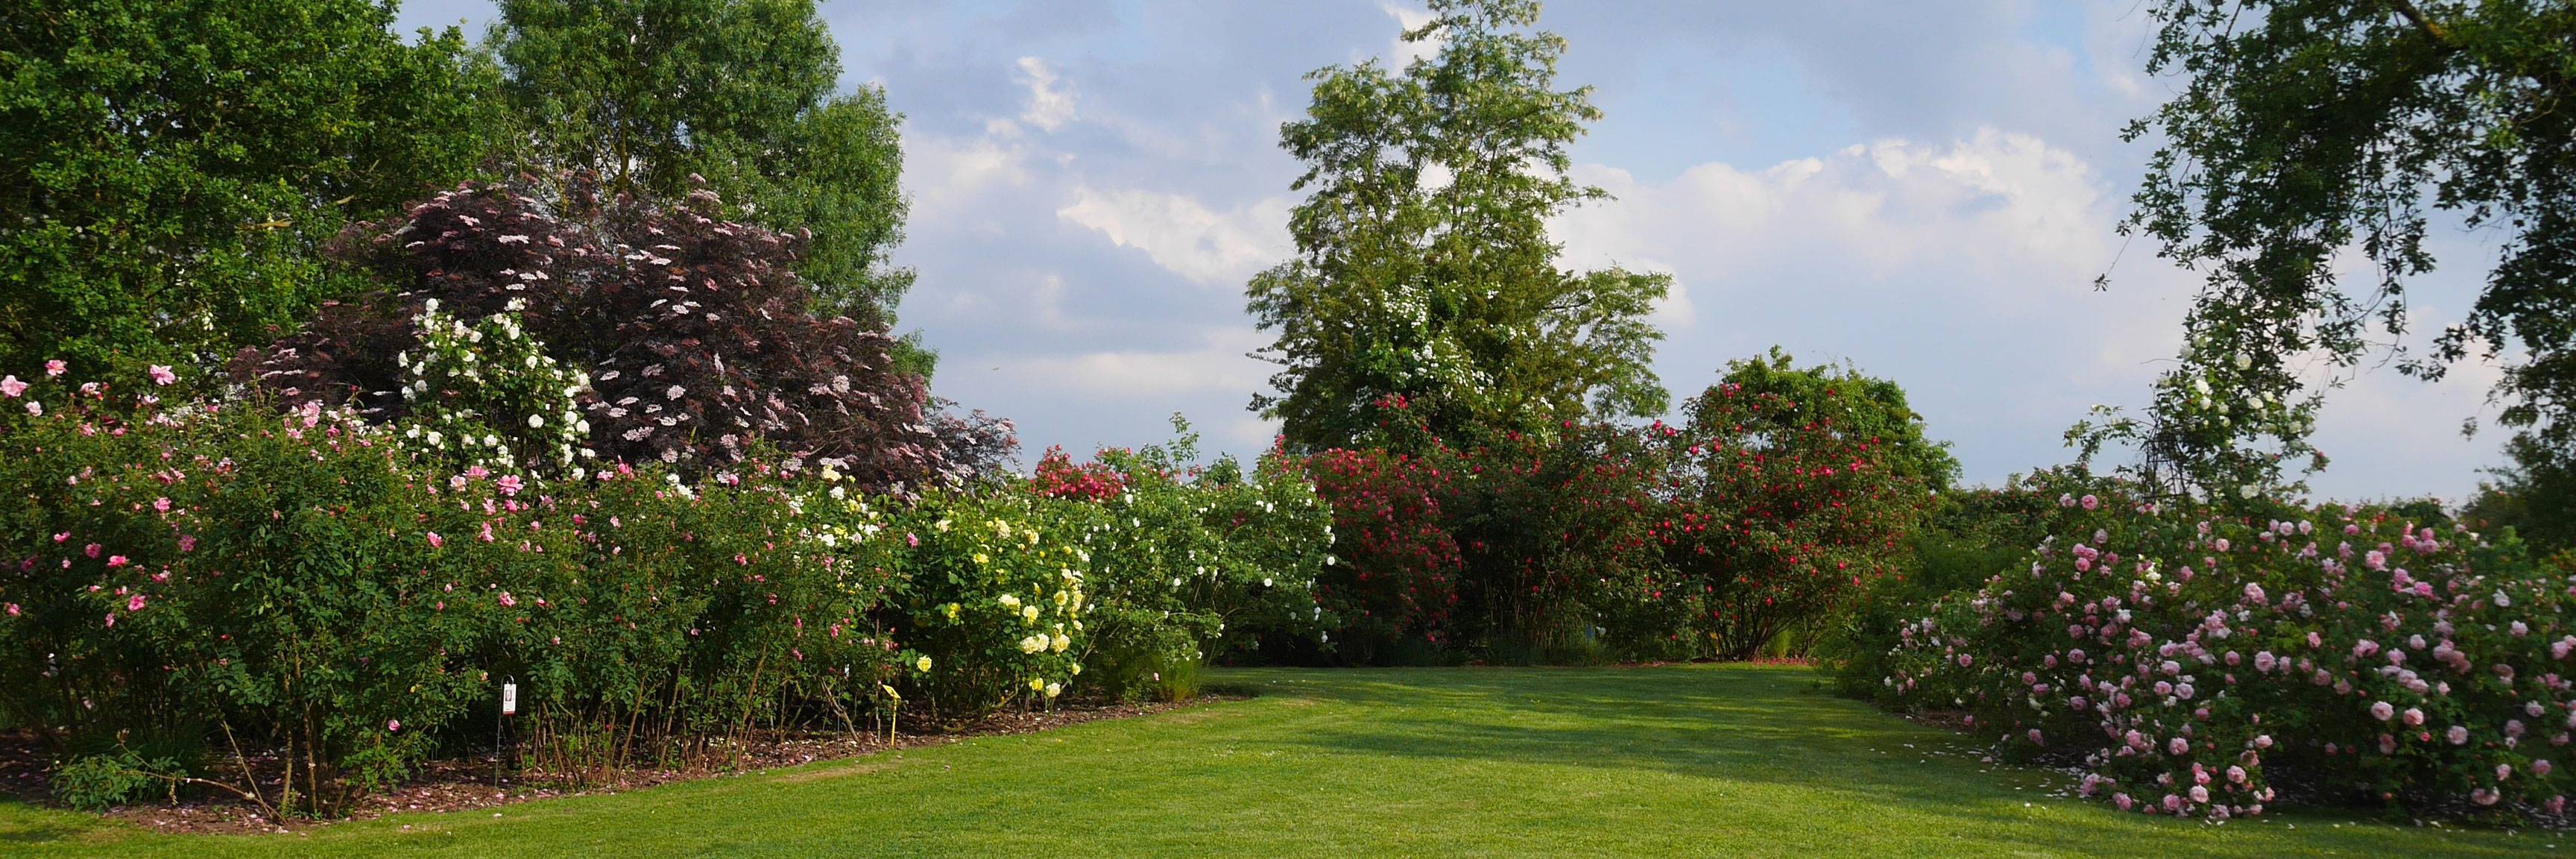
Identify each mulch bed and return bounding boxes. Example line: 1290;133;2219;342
0;697;1227;836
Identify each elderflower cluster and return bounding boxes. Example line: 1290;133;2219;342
394;299;595;476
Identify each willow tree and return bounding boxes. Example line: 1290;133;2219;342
1246;0;1667;452
2091;1;2576;499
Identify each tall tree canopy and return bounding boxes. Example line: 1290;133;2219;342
490;0;916;342
1246;0;1667;452
0;0;499;377
2111;0;2576;496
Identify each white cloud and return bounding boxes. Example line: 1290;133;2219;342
1381;3;1440;66
1056;189;1292;286
1005;327;1274;398
905;128;1032;225
1553;129;2188;478
1015;57;1076;132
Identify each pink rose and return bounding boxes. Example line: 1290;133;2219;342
147;365;175;386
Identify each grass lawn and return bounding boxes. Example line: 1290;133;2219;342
0;664;2557;858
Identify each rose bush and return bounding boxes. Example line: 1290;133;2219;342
1884;493;2576;821
1036;421;1334;698
0;364;902;814
1288;443;1461;664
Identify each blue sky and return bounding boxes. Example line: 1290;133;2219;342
397;0;2514;501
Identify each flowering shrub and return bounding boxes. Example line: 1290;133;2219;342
1655;380;1933;658
391;300;591;475
1885;494;2576;820
1041;424;1334;697
242;176;963;490
1031;445;1128;502
1289;445;1460;663
1822;466;2121;700
881;491;1087;718
1442;421;1673;661
0;363;896;814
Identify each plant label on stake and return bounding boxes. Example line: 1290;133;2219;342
502;682;517;716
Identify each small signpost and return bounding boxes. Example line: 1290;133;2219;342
495;677;517;789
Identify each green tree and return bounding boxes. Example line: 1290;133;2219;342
2464;435;2576;554
2113;1;2576;495
490;0;916;344
0;0;499;377
1246;0;1667;452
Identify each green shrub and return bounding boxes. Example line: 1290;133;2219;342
51;748;180;812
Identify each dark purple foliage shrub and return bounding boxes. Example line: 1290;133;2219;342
239;175;1006;490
